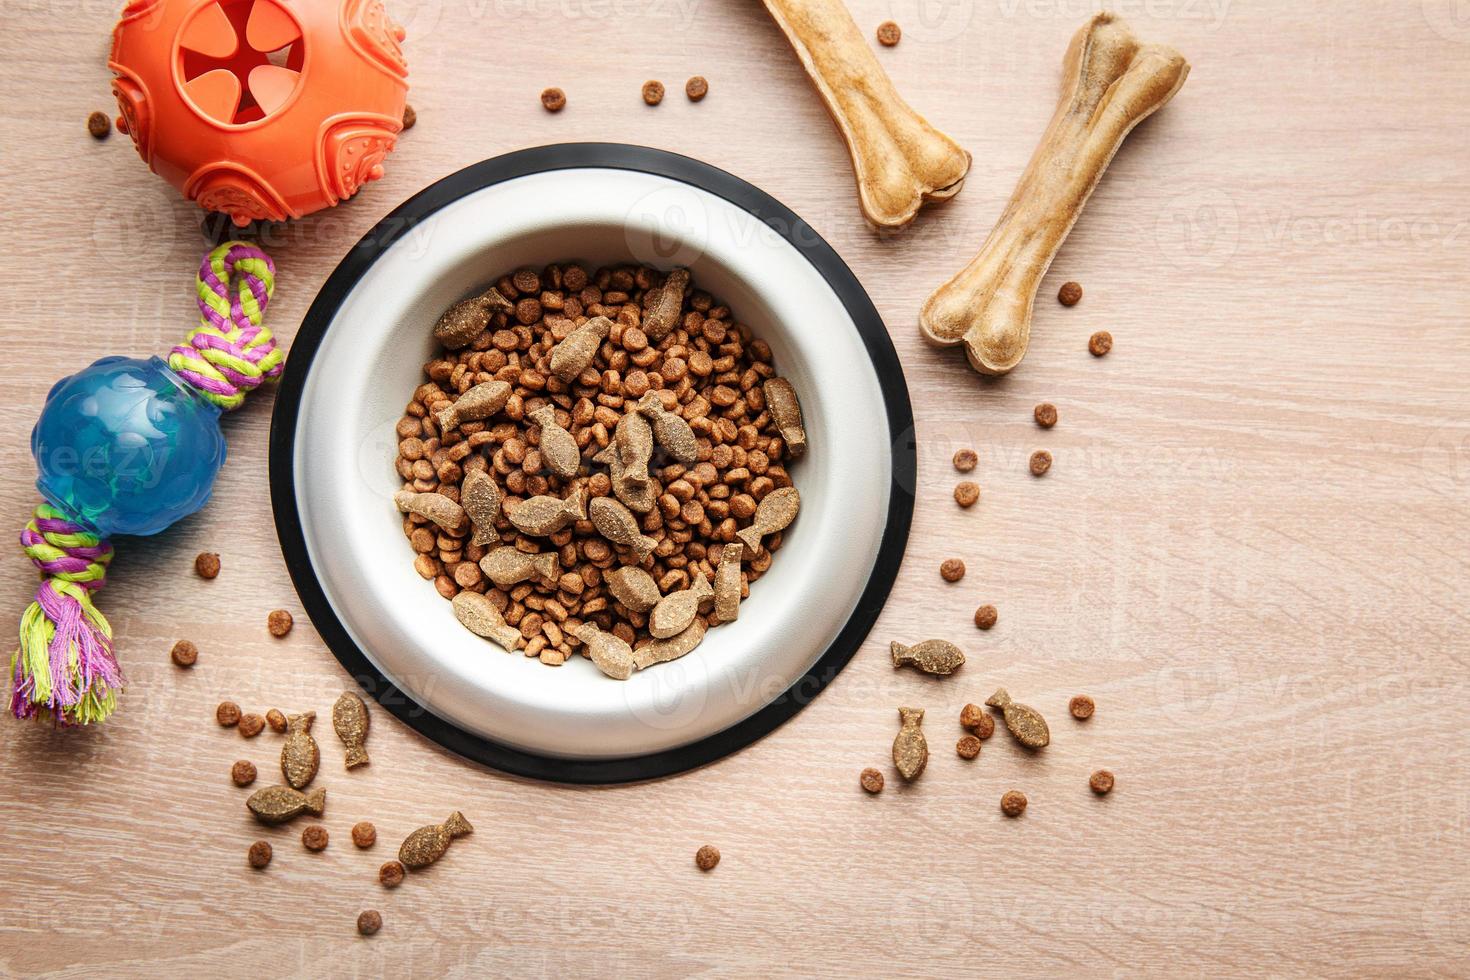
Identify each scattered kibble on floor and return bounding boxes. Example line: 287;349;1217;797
87;111;110;139
230;760;257;787
1069;695;1095;719
357;910;383;936
170;640;197;667
267;609;293;637
540;87;566;112
238;713;265;738
1034;402;1058;428
954;481;979;507
1089;330;1113;357
953;448;977;472
401;104;416;131
352;822;377;849
195;552;220;579
940;558;966;582
973;604;998;630
1001;790;1028;817
1029;450;1052;476
1058;281;1083;306
1090;770;1115;795
876;20;901;46
642;80;665;105
216;701;241;727
860;767;884;794
956;735;981;759
379;861;405;888
685;76;708;101
695;844;720;871
247;840;272;869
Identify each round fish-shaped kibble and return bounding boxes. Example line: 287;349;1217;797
588;497;656;561
437;381;511;433
281;711;320;790
394;491;465;532
632;619;707;669
648;575;713;639
605;566;661;613
506;489;586;536
332;691;370;770
713;543;743;622
735;486;800;553
985;688;1050;748
399;811;473;869
572;622;635;680
548;316;612;382
762;378;807;458
528;405;581;479
890;639;965;675
479;548;558;588
460;471;502;547
433;286;514;349
452;591;523;652
893;707;928;781
636;391;698;466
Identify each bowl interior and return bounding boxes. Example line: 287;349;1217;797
288;164;895;762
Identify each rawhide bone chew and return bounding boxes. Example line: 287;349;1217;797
920;13;1189;375
763;0;970;229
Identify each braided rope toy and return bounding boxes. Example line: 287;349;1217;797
12;242;280;725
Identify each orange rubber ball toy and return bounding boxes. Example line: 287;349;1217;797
109;0;409;226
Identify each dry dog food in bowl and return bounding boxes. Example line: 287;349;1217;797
394;263;807;679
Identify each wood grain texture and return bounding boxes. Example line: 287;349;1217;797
1;1;1468;976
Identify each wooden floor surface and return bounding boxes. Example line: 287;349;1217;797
1;1;1467;976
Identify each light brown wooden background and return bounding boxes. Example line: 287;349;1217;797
2;1;1468;976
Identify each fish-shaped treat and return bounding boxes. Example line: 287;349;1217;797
280;711;320;790
605;566;661;613
735;486;800;554
890;639;965;676
633;619;707;669
506;488;586;537
649;575;713;639
763;378;807;458
399;811;474;870
436;381;511;433
642;268;690;341
572;622;635;681
588;497;657;561
593;412;655;511
394;491;465;532
478;547;558;588
528;405;581;479
433;286;514;350
548;315;612;382
460;470;502;546
247;785;326;825
985;688;1050;748
452;592;523;652
636;391;698;465
892;707;928;781
713;543;743;622
332;691;370;770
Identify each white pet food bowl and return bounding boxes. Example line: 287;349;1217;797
270;144;914;782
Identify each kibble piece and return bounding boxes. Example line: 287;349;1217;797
1089;330;1113;357
247;785;326;825
860;767;884;794
394;490;466;532
973;604;998;630
952;448;977;472
1001;790;1028;817
231;760;258;787
333;691;371;769
302;824;330;852
216;701;241;727
379;861;406;888
1029;450;1052;476
641;80;665;105
239;713;265;738
170;640;198;667
685;75;709;101
1090;769;1115;795
266;708;288;733
892;707;928;781
954;482;979;508
959;703;984;730
890;639;964;675
247;840;272;869
1058;281;1083;306
433;288;513;350
572;622;635;681
1034;402;1058;428
505;489;585;537
986;688;1050;748
352;821;378;849
541;87;566;112
195;552;221;579
762;378;807;458
694;845;720;871
357;910;383;936
267;609;293;637
401;104;416;131
605;566;661;614
649;575;713;639
956;735;982;759
939;558;965;583
87;111;111;139
973;712;995;740
735;487;800;554
399;811;473;869
876;20;902;45
1069;695;1095;719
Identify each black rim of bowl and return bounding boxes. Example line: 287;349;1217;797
269;142;916;784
